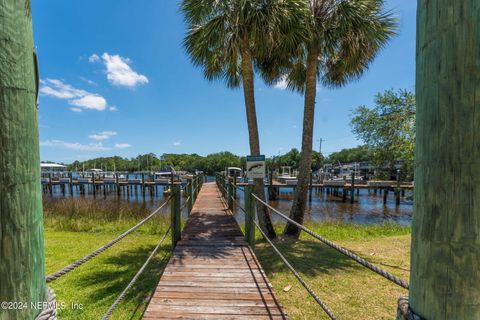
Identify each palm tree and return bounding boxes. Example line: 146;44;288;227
268;0;397;238
181;0;305;238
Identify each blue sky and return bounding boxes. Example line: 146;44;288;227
32;0;417;163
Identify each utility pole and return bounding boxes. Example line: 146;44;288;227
0;1;50;319
317;138;325;155
400;1;480;319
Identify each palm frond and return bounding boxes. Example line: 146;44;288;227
182;0;308;89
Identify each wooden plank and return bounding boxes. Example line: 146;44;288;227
143;314;286;320
148;298;281;307
152;291;277;301
143;183;286;319
157;281;272;288
145;305;284;315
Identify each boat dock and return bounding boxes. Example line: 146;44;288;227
143;183;287;319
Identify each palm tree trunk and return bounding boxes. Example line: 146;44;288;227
241;38;276;239
284;47;318;238
0;1;47;319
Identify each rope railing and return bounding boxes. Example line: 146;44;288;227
101;225;172;319
42;174;205;320
46;197;172;283
181;195;191;210
253;220;337;320
250;193;409;290
217;176;336;320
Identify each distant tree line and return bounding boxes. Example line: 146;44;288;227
65;152;243;175
57;90;415;180
61;146;377;175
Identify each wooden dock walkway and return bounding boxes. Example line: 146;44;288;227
143;182;287;320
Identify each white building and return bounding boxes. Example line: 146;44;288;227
40;163;67;173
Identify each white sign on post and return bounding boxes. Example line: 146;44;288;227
246;155;266;179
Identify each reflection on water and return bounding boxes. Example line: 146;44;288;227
232;188;413;226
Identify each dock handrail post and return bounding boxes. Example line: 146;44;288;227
187;178;193;213
233;175;237;199
350;174;355;203
193;174;198;200
69;171;74;196
228;178;234;211
395;169;401;206
309;170;313;203
49;172;53;195
116;172;120;196
170;184;181;247
244;184;255;248
221;174;226;197
92;172;96;196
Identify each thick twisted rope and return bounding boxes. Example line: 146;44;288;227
101;226;171;320
251;194;409;289
254;220;337;320
46;197;172;282
397;296;424;320
35;287;57;320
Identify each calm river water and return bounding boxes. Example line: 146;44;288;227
43;176;412;225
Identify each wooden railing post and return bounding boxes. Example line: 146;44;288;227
92;172;96;196
170;184;181;247
116;172;120;196
395;169;401;206
187;179;193;213
309;171;313;203
192;175;197;202
70;171;74;196
244;185;255;248
228;178;234;211
196;174;200;197
350;174;355;203
221;174;226;197
233;175;237;199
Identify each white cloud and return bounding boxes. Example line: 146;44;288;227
70;107;83;113
89;54;100;63
274;77;288;90
40;140;109;151
100;53;148;88
114;143;131;149
89;131;117;141
80;76;97;86
109;106;118;112
172;141;182;146
70;94;107;111
40;79;111;112
40;79;88;99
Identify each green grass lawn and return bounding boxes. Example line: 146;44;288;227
255;223;410;320
43;201;410;320
45;231;172;320
44;222;410;320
